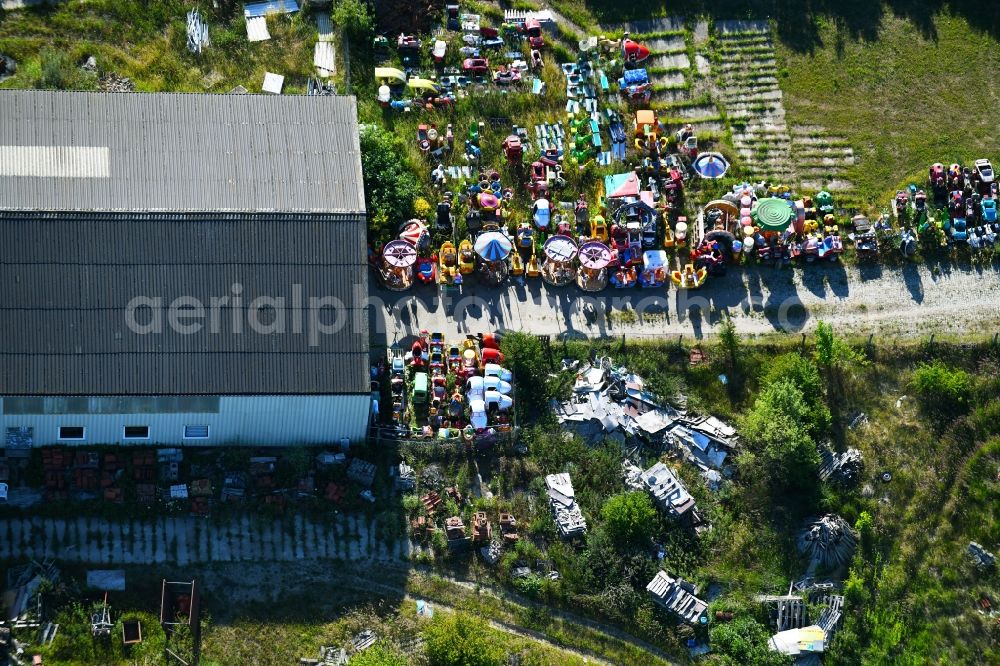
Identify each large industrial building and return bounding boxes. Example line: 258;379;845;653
0;90;370;447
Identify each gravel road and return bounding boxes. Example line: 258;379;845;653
370;262;1000;342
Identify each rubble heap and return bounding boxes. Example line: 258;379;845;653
968;542;996;570
817;445;864;487
797;515;857;571
646;571;707;624
545;473;587;538
395;462;416;491
554;357;736;475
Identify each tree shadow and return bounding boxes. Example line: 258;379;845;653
580;0;1000;52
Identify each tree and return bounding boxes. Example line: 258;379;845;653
423;612;506;666
718;313;741;374
813;321;865;397
333;0;375;41
360;126;420;245
710;615;791;666
499;331;551;419
762;353;826;413
601;491;658;546
349;641;407;666
740;379;822;490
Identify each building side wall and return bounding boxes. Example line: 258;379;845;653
0;395;370;447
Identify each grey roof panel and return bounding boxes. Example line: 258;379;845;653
0;212;368;396
0;90;365;214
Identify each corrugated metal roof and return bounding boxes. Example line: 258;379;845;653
0;212;369;396
0;90;365;214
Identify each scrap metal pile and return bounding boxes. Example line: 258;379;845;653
554;356;737;478
797;514;857;571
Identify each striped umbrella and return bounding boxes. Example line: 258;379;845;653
474;231;512;261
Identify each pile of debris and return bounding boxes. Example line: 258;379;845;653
99;72;135;93
797;515;857;571
394;462;416;491
0;54;17;81
818;445;864;487
757;582;845;661
624;460;707;531
554;357;737;479
3;560;59;628
186;9;210;54
445;516;470;550
646;570;707;625
347;458;376;487
968;542;996;570
544;473;587;538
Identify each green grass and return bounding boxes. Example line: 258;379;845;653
776;11;1000;203
0;1;321;93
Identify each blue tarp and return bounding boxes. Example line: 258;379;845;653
244;0;299;18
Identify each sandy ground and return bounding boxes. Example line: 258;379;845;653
369;262;1000;344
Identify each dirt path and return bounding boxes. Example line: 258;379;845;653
192;561;673;664
404;565;680;664
371;262;1000;343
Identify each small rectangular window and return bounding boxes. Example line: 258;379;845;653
58;426;85;440
184;425;210;439
123;426;150;439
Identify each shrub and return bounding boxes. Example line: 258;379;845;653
423;612;505;666
37;49;95;90
601;492;658;546
710;615;790;666
413;197;432;220
349;641;407;666
911;360;972;417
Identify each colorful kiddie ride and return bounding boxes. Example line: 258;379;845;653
577;240;612;291
416;254;437;284
670;263;707;289
621;35;651;68
532;198;551;231
474;230;513;286
618;68;652;104
852;214;879;261
522;18;544;49
462;57;491;76
540;235;578;287
379;239;418;291
692;152;730;179
634;109;668;155
502;134;523;165
458;239;476;274
438;241;460;289
609;262;637;289
493;64;522;86
397;34;422;67
639;250;668;288
432;39;447;63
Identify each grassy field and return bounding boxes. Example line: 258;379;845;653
776;11;1000;203
0;1;319;93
